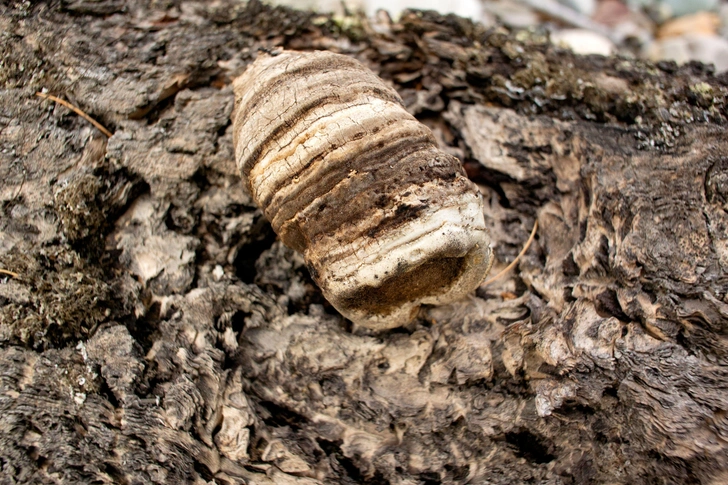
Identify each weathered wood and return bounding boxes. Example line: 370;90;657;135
1;1;727;484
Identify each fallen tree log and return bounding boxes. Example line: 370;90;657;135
1;1;727;484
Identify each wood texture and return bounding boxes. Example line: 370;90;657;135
1;1;728;484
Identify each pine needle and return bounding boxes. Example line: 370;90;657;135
36;92;113;138
0;268;19;278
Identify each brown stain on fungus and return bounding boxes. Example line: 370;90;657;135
231;50;493;329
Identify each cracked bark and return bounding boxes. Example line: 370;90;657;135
1;1;727;484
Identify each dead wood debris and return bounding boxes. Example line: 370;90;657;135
1;1;728;484
35;92;114;138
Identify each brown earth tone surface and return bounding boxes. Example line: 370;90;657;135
1;1;728;484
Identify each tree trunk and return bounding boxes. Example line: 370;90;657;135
1;1;727;484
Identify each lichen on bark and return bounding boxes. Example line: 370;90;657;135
1;1;728;484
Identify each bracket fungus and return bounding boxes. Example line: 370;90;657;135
232;50;493;329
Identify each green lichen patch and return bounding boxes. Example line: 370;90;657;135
0;246;112;350
55;173;105;244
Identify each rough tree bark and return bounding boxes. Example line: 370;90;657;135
1;1;727;484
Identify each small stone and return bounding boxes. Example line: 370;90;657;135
551;29;616;56
644;33;728;72
593;0;631;26
266;0;364;16
719;4;728;38
627;0;719;21
657;11;720;39
557;0;596;16
270;0;487;21
593;0;655;46
660;0;719;19
365;0;484;20
483;0;540;28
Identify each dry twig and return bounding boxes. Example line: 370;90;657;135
0;268;19;278
35;92;113;137
483;219;539;286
